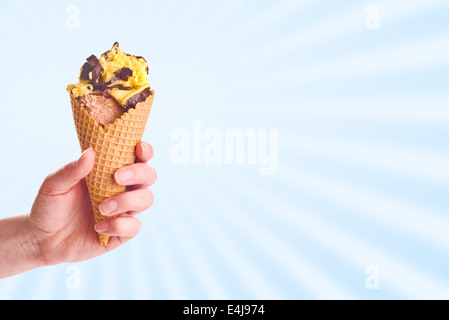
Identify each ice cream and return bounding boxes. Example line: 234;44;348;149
67;42;153;126
67;42;155;246
77;92;124;127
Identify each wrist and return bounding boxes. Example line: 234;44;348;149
0;214;46;279
20;214;48;269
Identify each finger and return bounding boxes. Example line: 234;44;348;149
39;148;95;196
135;141;154;163
114;163;157;187
94;216;141;238
99;188;154;216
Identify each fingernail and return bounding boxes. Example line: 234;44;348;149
115;168;134;184
141;142;154;159
95;221;109;233
140;142;149;155
74;148;91;165
100;199;118;216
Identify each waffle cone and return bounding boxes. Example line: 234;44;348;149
70;91;154;246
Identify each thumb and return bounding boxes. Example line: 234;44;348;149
39;148;95;196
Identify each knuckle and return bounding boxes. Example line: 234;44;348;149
109;219;127;235
107;219;121;234
39;173;64;197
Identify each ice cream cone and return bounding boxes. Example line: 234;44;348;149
70;92;154;245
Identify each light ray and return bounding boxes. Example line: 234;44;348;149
236;33;449;89
208;0;448;70
280;164;449;253
126;241;155;300
95;251;121;299
204;0;313;53
221;96;449;123
282;133;449;185
27;266;62;299
208;167;449;299
0;270;34;299
158;199;232;299
182;169;355;299
145;214;189;299
183;0;253;45
166;0;210;39
173;184;285;299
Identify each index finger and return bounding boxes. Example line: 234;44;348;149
135;141;154;163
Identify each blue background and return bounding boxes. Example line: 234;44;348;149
1;0;449;299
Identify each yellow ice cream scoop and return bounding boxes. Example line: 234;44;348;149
66;42;151;109
100;42;149;89
66;83;93;98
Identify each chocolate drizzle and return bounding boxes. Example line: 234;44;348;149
104;67;133;87
123;87;153;109
78;42;151;110
105;84;131;90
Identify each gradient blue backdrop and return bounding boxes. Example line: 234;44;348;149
0;0;449;299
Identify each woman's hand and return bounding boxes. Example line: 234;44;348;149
27;141;157;266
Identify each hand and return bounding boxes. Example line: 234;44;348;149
27;141;157;266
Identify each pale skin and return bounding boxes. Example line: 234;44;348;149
0;141;157;279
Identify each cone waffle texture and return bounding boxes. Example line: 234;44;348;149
70;92;154;246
